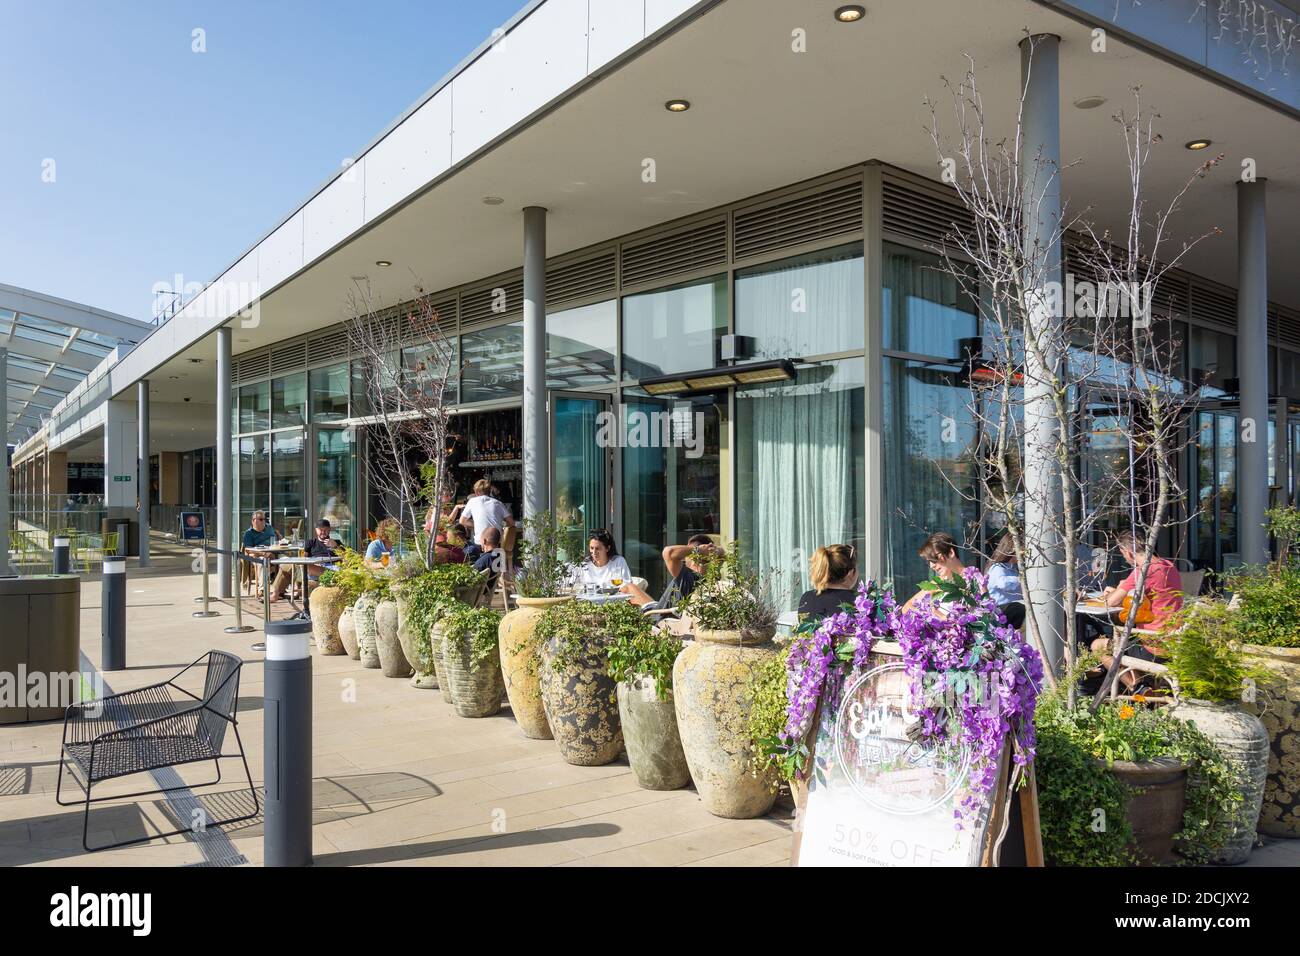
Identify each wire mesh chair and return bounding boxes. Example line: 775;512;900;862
55;650;258;852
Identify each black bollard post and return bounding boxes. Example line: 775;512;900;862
116;521;129;558
53;536;71;575
101;557;126;670
263;618;313;867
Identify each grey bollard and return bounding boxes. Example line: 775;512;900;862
263;618;313;867
101;557;127;671
53;537;71;575
116;521;129;558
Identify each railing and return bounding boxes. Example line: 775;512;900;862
151;504;217;538
9;494;107;540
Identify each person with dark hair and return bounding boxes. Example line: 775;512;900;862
573;528;632;589
797;544;859;622
622;533;716;610
985;533;1025;629
902;532;971;611
271;518;338;601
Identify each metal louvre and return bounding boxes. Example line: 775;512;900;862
233;350;269;385
881;175;975;249
306;325;350;366
1191;281;1238;331
620;219;727;289
1152;271;1190;320
270;338;306;376
547;251;617;306
1273;306;1300;351
460;276;524;325
732;180;862;261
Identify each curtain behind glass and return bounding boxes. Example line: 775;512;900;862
736;245;863;359
883;243;977;359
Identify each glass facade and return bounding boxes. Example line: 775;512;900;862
461;322;523;403
547;301;616;389
736;245;863;358
622;276;727;379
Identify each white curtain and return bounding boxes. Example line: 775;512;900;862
737;249;862;359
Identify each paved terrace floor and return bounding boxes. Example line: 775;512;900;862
0;541;794;867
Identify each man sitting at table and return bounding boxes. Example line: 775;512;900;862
241;511;279;596
472;526;504;590
271;519;340;601
1088;531;1183;680
621;534;716;612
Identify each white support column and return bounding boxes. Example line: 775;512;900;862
522;206;550;523
1237;180;1269;565
0;347;9;575
217;327;233;598
137;380;150;568
1020;34;1066;673
104;398;139;551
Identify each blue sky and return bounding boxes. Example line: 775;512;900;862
0;0;525;320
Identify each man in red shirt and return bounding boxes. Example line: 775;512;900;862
1089;532;1184;685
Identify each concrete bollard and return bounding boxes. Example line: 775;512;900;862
263;618;313;867
53;537;71;575
101;557;126;671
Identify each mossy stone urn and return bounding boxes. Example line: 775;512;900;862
309;585;347;655
394;591;437;689
674;626;779;818
374;598;412;678
1242;644;1300;838
538;630;623;766
338;606;359;660
442;631;505;719
353;592;381;669
498;597;566;740
617;676;690;791
433;620;456;705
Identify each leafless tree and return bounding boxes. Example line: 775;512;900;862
345;280;458;568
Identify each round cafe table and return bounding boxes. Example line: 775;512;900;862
573;591;634;605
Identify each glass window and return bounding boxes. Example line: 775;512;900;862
1280;350;1300;401
238;434;269;530
622;276;727;380
737;360;865;605
883;243;978;359
403;340;459;406
238;381;269;434
736;244;863;359
271;430;305;533
310;364;350;422
548;300;616;389
272;373;307;430
461;322;524;404
350;361;369;418
882;358;980;595
316;428;356;547
1189;326;1237;395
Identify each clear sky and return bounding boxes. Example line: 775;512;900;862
1;0;526;320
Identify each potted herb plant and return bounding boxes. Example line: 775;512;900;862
673;546;783;818
309;568;347;655
534;599;625;766
745;645;796;800
441;605;506;718
499;512;574;740
606;610;690;790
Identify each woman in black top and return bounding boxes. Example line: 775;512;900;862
797;544;859;622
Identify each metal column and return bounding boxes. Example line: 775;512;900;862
522;206;550;522
1237;180;1270;566
263;618;313;867
137;380;150;568
217;327;233;598
0;347;9;575
1020;34;1066;672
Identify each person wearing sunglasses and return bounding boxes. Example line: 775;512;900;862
572;529;632;590
797;544;860;622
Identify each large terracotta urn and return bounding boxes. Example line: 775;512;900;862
497;597;567;740
374;598;412;678
395;592;437;689
354;593;381;669
309;585;346;655
1169;698;1270;863
617;676;690;790
538;630;622;766
1242;644;1300;838
1104;757;1189;865
674;626;779;818
338;606;359;660
442;629;505;718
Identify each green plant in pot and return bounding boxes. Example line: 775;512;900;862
394;560;485;693
1224;560;1300;838
441;605;505;718
499;511;575;740
309;568;347;656
746;644;797;789
1163;599;1272;861
673;544;783;818
533;599;625;766
606;608;690;790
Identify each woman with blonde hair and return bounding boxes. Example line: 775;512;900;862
797;544;859;622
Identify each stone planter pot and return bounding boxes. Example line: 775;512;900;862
1243;644;1300;838
538;631;622;766
433;620;455;705
309;586;346;655
354;593;381;669
1169;698;1269;863
1104;757;1189;866
338;606;359;660
374;598;412;678
498;597;567;740
617;677;690;790
442;630;505;718
674;626;779;819
395;593;437;689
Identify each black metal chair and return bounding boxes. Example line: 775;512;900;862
56;650;259;852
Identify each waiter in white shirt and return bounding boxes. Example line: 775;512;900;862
459;478;516;545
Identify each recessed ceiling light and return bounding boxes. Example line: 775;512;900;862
665;99;691;112
188;358;202;364
169;375;180;380
375;260;392;267
482;196;504;206
1185;139;1213;150
1073;95;1107;110
835;5;866;22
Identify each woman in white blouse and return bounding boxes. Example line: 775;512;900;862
573;529;632;589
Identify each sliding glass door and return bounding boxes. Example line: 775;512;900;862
551;393;611;562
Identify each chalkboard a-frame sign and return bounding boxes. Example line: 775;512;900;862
790;644;1043;867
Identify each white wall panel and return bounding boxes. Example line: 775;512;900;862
305;165;366;263
364;87;454;223
588;0;645;73
451;0;589;164
257;212;306;293
645;0;696;33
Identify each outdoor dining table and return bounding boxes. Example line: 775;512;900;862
271;554;342;620
572;590;634;605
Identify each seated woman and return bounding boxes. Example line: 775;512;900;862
434;526;467;564
797;544;859;623
985;534;1025;629
364;518;400;570
572;529;632;589
902;532;971;612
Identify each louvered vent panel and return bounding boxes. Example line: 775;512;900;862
620;219;727;288
547;252;617;305
1152;272;1190;319
1275;307;1300;350
235;350;270;384
307;325;350;365
881;177;975;248
1193;283;1237;330
733;181;863;261
460;278;524;325
398;298;457;343
270;339;306;376
1062;240;1105;286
